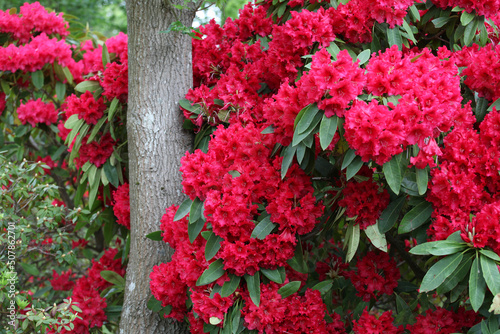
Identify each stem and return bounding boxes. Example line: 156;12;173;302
386;233;425;280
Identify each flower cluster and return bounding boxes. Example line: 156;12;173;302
346;251;400;301
431;0;500;18
112;183;130;229
50;270;76;291
406;306;479;333
338;172;390;230
0;2;68;43
353;309;400;334
65;91;107;125
73;133;116;168
17;99;58;127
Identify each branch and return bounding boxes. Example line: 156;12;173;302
386;233;425;280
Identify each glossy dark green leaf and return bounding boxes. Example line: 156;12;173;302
107;97;120;122
102;43;110;68
415;166;429;195
464;17;478;46
319;114;338;150
188;216;205;243
261;267;285;284
346;156;363;180
287;239;308;273
341;149;356;170
189;197;203;224
100;270;125;286
437;253;473;294
103;162;119;188
383;153;404;195
387;27;402;50
312;280;333;294
379;196;405;234
281;145;296;179
410;240;466;256
146;231;163;241
245;272;260;307
251;216;276;240
205;232;223;261
221;274;241;297
475;97;489;123
147;295;162;312
460;11;475;26
197;259;225;286
174;198;192;221
20;263;39;276
480;254;500;296
31;70;44;89
398;201;433;234
479;249;500;262
75;80;101;93
278;281;301;299
420;252;463;292
296;104;320;134
470;255;486;311
345;222;360;262
292;112;322;146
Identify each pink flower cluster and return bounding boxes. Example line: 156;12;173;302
0;2;68;43
346;251;400;302
49;248;125;334
338;169;390;230
73;133;116;168
432;0;500;18
0;33;74;73
345;46;464;165
406;306;479;334
456;44;500;102
17;98;58;127
65;91;107;125
112;183;130;229
427;108;500;250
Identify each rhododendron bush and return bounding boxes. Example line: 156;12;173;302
148;0;500;333
0;3;128;333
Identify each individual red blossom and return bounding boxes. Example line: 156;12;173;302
346;251;400;301
353;309;400;334
113;183;130;229
50;270;75;291
65;91;107;125
17;99;58;127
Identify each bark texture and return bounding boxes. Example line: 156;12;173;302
120;1;196;332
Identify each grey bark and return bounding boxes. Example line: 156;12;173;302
120;1;197;333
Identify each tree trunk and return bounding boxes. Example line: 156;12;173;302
120;1;196;332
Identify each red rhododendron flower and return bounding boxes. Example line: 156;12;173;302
17;99;58;127
113;183;130;229
65;91;107;125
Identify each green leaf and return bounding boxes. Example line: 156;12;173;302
319;115;338;150
62;66;74;85
189;198;203;225
64;114;81;130
487;98;500;112
346;156;363;180
475;97;489;123
432;17;452;28
100;270;125;286
179;99;200;113
221;274;241;298
146;231;163;241
345;222;360;262
378;196;405;234
261;267;285;284
410;240;466;256
480;249;500;262
197;259;225;286
398;201;433;234
281;145;296;179
464;17;478;46
88;168;101;209
292;111;322;146
383;153;404;195
55;81;66;100
356;49;371;65
312;280;333;294
188;216;205;243
287;238;308;273
415;166;429;195
470;255;486;311
87;116;107;144
409;5;420;21
480;255;500;296
251;216;276;239
278;281;301;299
31;70;44;89
174;198;192;221
103;162;119;188
387;27;402;50
107;97;120;122
75;80;101;93
102;43;110;68
341;149;357;170
461;11;476;26
147;295;163;312
205;232;223;261
365;222;387;252
437;253;473;294
245;272;260;307
402;19;417;44
420;252;463;292
20;263;40;276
